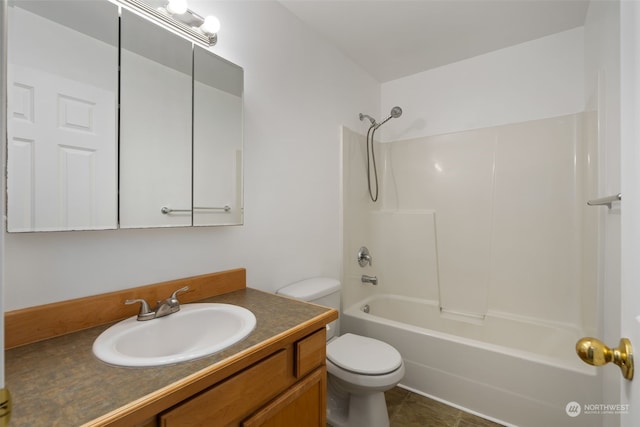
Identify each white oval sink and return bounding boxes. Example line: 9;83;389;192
93;303;256;367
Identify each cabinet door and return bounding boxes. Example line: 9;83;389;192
7;0;118;232
119;9;192;228
193;46;244;226
242;367;326;427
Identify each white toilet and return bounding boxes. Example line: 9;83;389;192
277;278;405;427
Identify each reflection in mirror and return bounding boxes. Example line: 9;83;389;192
6;0;118;231
193;46;244;226
119;9;193;228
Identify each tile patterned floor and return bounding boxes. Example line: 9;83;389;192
385;387;505;427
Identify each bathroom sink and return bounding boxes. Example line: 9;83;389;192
93;303;256;367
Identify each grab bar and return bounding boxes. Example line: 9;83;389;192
587;193;622;209
161;206;231;214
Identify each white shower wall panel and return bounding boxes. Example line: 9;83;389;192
380;112;595;327
381;128;497;316
369;211;439;301
390;130;497;316
341;127;376;308
490;115;587;325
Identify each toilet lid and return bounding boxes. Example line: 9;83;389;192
327;333;402;375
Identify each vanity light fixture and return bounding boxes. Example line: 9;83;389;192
165;0;188;15
117;0;219;46
200;15;221;36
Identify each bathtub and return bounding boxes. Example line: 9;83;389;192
341;294;603;427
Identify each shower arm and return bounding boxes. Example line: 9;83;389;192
359;113;377;126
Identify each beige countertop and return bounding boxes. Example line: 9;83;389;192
6;288;334;426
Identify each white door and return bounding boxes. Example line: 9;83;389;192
620;1;640;425
7;64;117;231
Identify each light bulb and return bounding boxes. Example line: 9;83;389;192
166;0;188;15
200;15;220;35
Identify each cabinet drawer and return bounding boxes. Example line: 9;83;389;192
160;350;290;426
295;328;326;378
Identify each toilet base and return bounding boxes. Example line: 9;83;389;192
326;375;391;427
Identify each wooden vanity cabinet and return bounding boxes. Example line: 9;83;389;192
159;328;327;426
5;272;339;426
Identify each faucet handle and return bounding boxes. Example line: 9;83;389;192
125;298;155;321
357;247;372;267
170;286;190;300
155;286;190;317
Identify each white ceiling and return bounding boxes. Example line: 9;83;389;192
279;0;590;82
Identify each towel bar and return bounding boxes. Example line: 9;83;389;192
587;193;622;209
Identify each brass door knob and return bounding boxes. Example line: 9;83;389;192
576;337;634;380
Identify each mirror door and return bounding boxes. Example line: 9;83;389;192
6;0;118;232
193;46;244;226
119;9;193;229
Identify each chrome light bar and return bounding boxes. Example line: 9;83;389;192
116;0;217;47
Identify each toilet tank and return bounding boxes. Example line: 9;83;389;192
277;278;341;340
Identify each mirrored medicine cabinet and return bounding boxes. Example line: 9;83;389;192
5;0;244;232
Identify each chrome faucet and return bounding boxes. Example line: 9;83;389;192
125;286;190;321
361;275;378;285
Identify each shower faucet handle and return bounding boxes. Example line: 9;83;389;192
357;247;372;267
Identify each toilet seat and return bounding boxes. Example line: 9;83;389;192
327;333;402;375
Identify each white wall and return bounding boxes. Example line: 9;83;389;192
380;27;585;141
4;0;380;310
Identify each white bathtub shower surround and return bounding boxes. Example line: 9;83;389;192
341;110;600;425
342;294;602;427
343;112;598;332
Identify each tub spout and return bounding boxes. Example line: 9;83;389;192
361;275;378;285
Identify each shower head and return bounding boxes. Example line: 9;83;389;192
361;106;402;203
375;106;403;129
